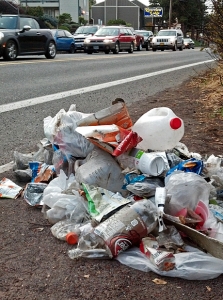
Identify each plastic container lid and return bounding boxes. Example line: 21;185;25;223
170;118;182;130
66;232;79;245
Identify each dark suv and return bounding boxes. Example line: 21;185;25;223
0;14;56;60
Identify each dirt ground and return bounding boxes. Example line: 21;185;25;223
1;69;223;300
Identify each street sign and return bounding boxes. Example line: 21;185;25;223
144;7;163;18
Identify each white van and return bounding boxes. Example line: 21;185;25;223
151;29;184;51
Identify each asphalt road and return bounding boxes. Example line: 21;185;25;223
0;48;214;167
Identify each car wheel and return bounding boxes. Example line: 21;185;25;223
152;48;157;52
146;43;149;51
87;50;93;54
45;41;56;59
179;45;183;51
161;49;164;51
128;42;134;53
137;42;142;51
69;44;76;54
172;43;177;51
3;40;17;61
104;50;110;54
113;42;120;54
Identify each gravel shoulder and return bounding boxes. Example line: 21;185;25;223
1;70;223;300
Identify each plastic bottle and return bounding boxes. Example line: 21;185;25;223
131;107;184;151
155;187;167;232
68;199;158;259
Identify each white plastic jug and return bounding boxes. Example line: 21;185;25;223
132;107;184;151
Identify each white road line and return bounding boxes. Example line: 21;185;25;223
0;59;214;114
0;59;215;173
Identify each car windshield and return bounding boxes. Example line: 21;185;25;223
137;31;151;37
157;30;176;36
0;16;17;29
184;38;192;42
95;27;119;36
75;26;98;34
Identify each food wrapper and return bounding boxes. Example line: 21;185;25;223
166;158;204;176
112;131;143;157
76;124;141;155
140;237;175;271
29;162;55;183
0;177;23;199
23;182;48;206
82;183;131;223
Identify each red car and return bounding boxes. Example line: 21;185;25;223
83;26;136;54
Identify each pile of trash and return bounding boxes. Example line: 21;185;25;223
2;98;223;280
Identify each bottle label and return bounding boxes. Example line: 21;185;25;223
94;205;147;257
134;149;144;160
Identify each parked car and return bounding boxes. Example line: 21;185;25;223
51;29;76;53
183;38;195;49
135;30;154;51
73;25;102;51
151;29;184;51
125;27;144;51
83;26;136;54
0;14;56;60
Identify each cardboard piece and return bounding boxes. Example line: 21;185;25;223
164;216;223;260
76;98;133;129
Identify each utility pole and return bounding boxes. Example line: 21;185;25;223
169;0;172;29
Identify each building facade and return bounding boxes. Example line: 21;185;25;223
18;0;89;23
91;0;146;29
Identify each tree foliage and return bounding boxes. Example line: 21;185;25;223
25;6;44;17
107;19;127;25
203;0;223;59
58;13;72;25
148;0;207;36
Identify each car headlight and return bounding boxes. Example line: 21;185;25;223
169;38;175;43
103;39;113;43
0;32;4;40
84;38;91;43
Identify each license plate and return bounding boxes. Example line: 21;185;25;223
160;43;164;45
93;46;99;50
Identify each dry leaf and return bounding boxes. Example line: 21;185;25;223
33;227;44;232
152;278;167;285
84;274;90;278
206;286;211;292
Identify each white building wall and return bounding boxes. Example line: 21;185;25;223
60;0;78;23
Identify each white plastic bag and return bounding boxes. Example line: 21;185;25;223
75;147;126;196
116;246;223;280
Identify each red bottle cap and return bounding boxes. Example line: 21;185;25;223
66;232;79;245
170;118;182;130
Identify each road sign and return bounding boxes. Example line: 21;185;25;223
144;7;163;18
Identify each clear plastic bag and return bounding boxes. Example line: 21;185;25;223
43;108;94;158
165;172;211;216
116;246;223;280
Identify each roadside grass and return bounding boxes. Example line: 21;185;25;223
188;62;223;120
